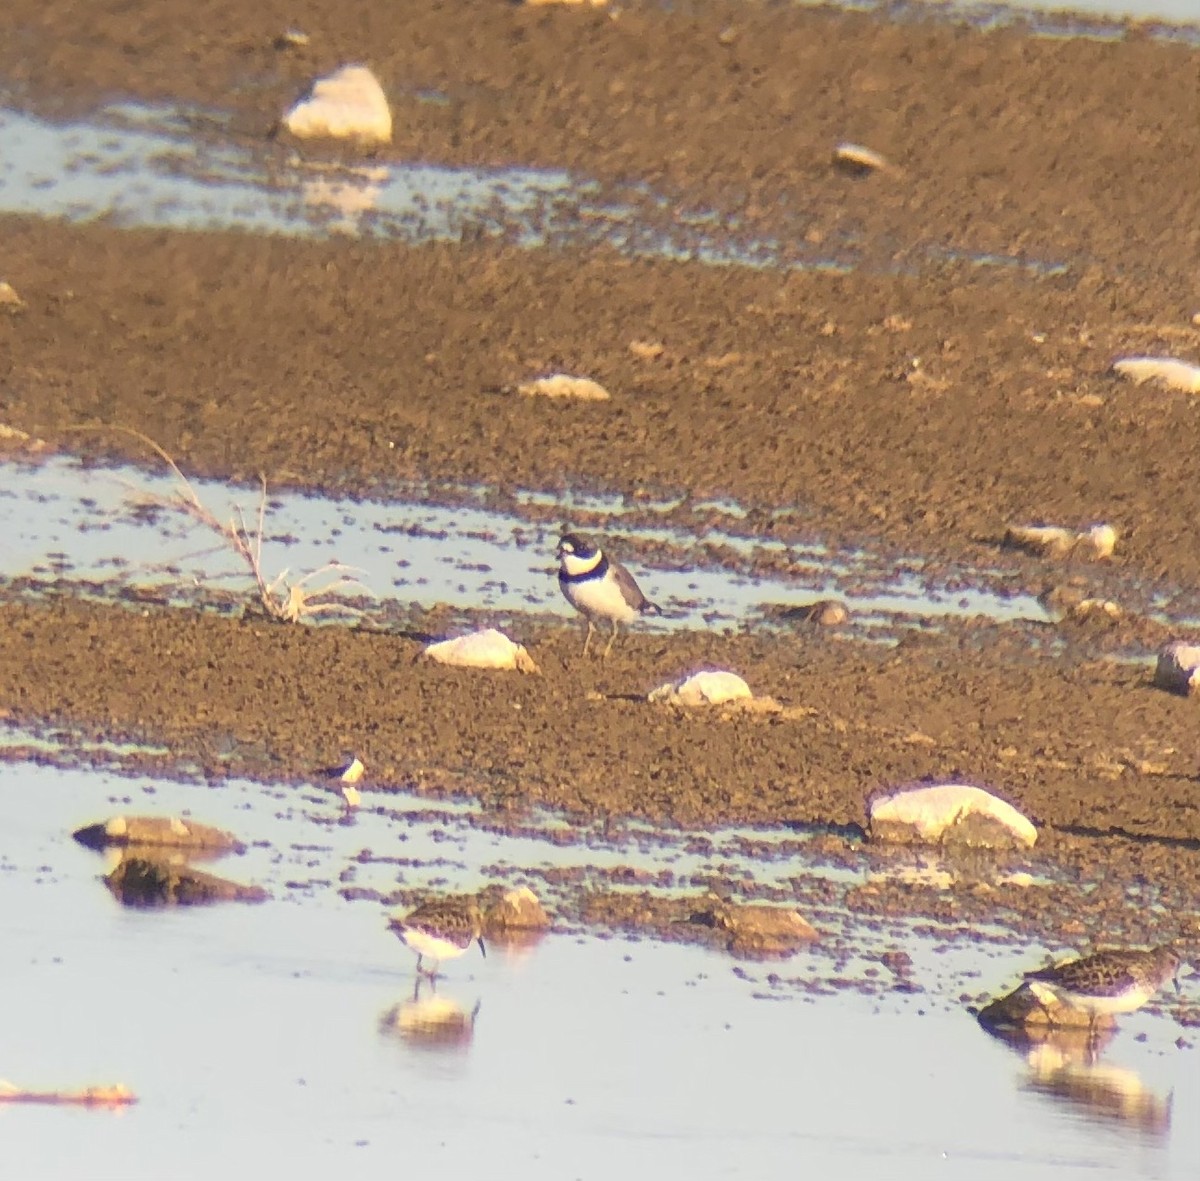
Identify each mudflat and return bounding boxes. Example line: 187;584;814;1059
1;2;1199;904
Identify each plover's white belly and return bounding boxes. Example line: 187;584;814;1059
562;575;639;623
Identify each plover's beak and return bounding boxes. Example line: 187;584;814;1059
477;936;487;959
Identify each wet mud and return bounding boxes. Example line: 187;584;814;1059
1;0;1199;953
2;596;1199;915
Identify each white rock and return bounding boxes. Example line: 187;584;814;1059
648;670;753;707
0;280;24;310
516;374;611;401
1153;641;1200;696
283;65;392;146
869;784;1038;849
1112;357;1200;394
1004;524;1075;557
1063;597;1122;622
832;142;896;176
421;628;540;674
1003;522;1116;560
1081;523;1117;559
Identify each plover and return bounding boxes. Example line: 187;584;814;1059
322;756;364;808
1024;945;1184;1028
556;532;660;658
388;895;486;978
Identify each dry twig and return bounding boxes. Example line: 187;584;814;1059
73;425;372;622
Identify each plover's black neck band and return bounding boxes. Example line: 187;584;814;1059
558;553;607;584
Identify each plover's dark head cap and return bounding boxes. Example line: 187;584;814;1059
557;532;596;559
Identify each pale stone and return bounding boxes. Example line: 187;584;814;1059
0;428;46;451
648;669;753;706
869;784;1038;849
1064;598;1121;622
832;142;896;176
1153;641;1200;696
516;374;611;401
690;896;819;958
484;886;551;932
75;815;242;852
283;65;392;146
772;599;850;626
1003;522;1116;560
421;628;540;673
1081;524;1117;559
0;280;24;311
628;340;665;360
1112;357;1200;394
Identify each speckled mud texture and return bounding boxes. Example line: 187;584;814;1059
1;2;1199;914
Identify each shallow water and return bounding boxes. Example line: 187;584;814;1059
2;755;1196;1179
0;97;1070;276
9;453;1200;637
0;102;865;272
2;4;1197;1172
1;454;1057;630
931;0;1200;23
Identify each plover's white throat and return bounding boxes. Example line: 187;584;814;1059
556;532;660;658
1024;945;1183;1027
388;895;486;978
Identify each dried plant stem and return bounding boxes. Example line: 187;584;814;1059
68;424;370;622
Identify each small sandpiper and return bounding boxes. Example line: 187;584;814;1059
1024;945;1184;1029
556;532;661;658
388;895;486;979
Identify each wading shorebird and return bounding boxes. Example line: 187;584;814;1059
1023;945;1184;1031
388;896;486;979
556;532;661;658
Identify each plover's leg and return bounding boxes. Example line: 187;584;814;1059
582;620;596;657
602;622;620;660
414;953;425;976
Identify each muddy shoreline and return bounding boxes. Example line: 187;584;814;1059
2;1;1199;923
3;595;1198;833
2;5;1199;582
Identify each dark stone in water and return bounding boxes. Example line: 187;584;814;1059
977;982;1106;1032
104;856;268;906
